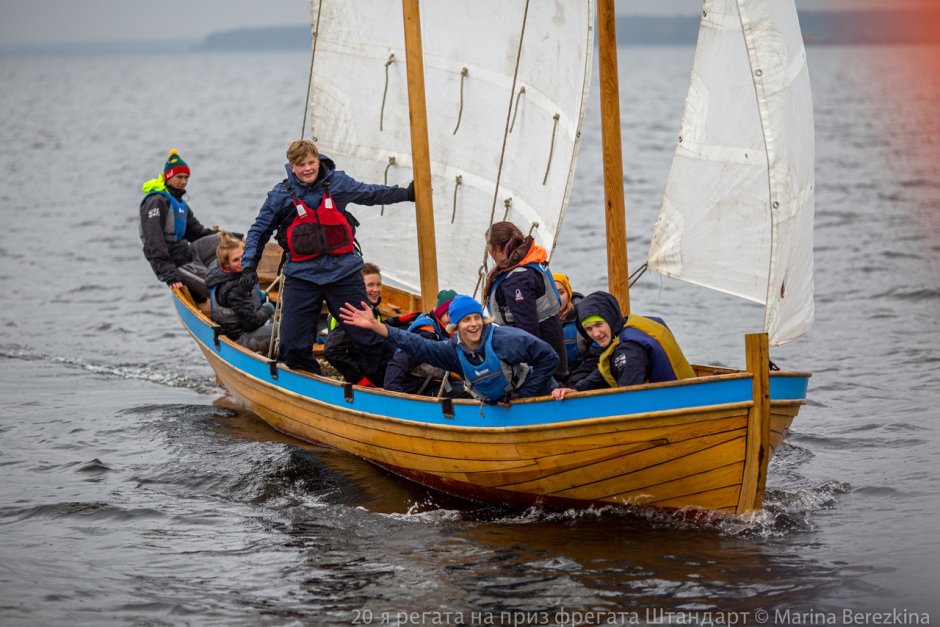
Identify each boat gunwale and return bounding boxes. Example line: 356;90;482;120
175;290;807;438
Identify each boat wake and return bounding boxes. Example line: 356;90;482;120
378;478;851;538
0;343;217;393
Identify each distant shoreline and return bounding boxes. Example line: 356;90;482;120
3;11;938;57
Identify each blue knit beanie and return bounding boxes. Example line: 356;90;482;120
448;294;483;324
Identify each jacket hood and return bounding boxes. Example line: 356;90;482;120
283;154;337;192
205;259;237;289
574;291;625;341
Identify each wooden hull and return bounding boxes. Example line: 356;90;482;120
175;293;808;516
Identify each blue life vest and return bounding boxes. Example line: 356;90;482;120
455;325;529;402
141;191;188;243
487;262;562;325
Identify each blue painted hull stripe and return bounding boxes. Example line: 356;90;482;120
176;297;808;430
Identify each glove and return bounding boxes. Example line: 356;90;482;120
239;267;258;292
356;376;376;387
263;301;276;315
406;180;415;202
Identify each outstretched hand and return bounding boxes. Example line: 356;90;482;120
339;301;389;337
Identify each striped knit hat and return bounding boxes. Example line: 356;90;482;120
163;149;190;180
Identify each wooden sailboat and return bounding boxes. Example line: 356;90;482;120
172;0;813;516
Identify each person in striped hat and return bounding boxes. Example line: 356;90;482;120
139;149;221;301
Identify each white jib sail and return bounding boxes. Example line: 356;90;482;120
647;0;815;345
306;0;594;298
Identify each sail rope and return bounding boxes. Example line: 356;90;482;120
380;53;396;131
381;155;397;216
451;175;463;224
452;67;469;135
300;0;325;140
473;0;531;298
629;262;649;288
542;112;561;185
509;86;526;133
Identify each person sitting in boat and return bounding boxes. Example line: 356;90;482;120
340;294;558;404
204;231;275;353
238;139;414;374
139;149;222;302
384;289;466;398
323;262;395;387
483;221;568;380
551;291;695;400
552;272;589;380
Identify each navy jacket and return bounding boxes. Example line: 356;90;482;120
241;156;411;284
572;291;650;390
386;324;558;399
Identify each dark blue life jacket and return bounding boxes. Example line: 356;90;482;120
455;325;528;402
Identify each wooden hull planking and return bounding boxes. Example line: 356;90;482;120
177;292;806;516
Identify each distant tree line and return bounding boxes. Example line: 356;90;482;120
198;10;940;50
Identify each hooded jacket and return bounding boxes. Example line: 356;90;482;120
205;259;272;339
240;155;411;285
572;291;694;391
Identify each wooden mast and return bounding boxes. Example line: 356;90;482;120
401;0;439;311
596;0;630;313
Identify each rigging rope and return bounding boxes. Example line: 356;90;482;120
453;67;469;135
451;175;463;224
473;0;531;299
380;53;396;131
300;0;325;140
381;155;397;216
542;113;561;185
629;262;649;288
509;86;526;133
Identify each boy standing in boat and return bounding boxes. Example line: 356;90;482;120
139;149;221;301
239;139;414;374
551;291;695;400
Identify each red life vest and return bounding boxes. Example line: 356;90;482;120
285;183;355;261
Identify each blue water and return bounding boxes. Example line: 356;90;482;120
1;45;938;625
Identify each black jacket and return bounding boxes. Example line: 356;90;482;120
323;305;396;384
205;261;272;339
139;188;215;284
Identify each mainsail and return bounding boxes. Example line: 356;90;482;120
647;0;815;345
305;0;594;297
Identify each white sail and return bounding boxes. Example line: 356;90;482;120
647;0;815;345
306;0;594;297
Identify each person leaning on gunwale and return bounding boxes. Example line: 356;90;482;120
340;294;558;404
551;291;695;401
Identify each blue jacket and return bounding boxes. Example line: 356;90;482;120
386;324;558;401
241;155;411;284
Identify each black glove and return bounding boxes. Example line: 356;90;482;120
406;180;415;202
239;267;258;291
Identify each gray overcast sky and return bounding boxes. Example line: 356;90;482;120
0;0;928;46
